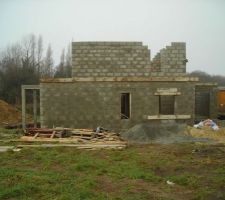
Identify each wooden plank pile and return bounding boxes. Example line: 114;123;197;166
21;127;126;150
25;128;69;139
16;143;126;150
23;127;126;145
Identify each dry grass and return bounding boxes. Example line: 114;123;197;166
188;126;225;143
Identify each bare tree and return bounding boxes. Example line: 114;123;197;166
21;34;35;68
0;35;40;103
54;48;65;77
1;43;23;70
60;48;65;70
54;44;72;78
37;35;43;76
65;43;72;77
43;44;54;77
30;34;36;68
190;70;225;86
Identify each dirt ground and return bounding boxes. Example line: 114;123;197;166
0;99;33;127
0;99;23;125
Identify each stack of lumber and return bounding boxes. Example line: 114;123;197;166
70;129;122;142
20;127;126;150
25;128;68;138
23;127;125;144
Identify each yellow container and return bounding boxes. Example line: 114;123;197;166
218;90;225;113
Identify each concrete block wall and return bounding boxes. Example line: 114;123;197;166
40;81;195;132
151;42;187;76
72;42;151;77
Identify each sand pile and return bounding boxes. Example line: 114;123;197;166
0;100;22;125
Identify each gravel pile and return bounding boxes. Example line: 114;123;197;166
121;123;213;144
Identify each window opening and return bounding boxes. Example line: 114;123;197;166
121;93;130;119
159;95;175;115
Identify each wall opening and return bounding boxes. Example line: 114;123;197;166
121;93;130;119
195;91;210;118
159;95;175;115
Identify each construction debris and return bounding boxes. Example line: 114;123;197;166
16;144;126;150
25;128;70;138
166;180;175;186
193;119;219;130
20;127;127;149
25;127;122;141
0;146;14;152
0;146;22;153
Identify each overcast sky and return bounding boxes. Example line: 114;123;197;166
0;0;225;75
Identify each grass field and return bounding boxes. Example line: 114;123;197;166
0;141;225;200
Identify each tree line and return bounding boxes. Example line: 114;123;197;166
189;71;225;86
0;34;72;104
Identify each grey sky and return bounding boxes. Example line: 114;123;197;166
0;0;225;75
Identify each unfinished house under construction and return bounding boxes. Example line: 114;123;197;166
23;42;218;131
